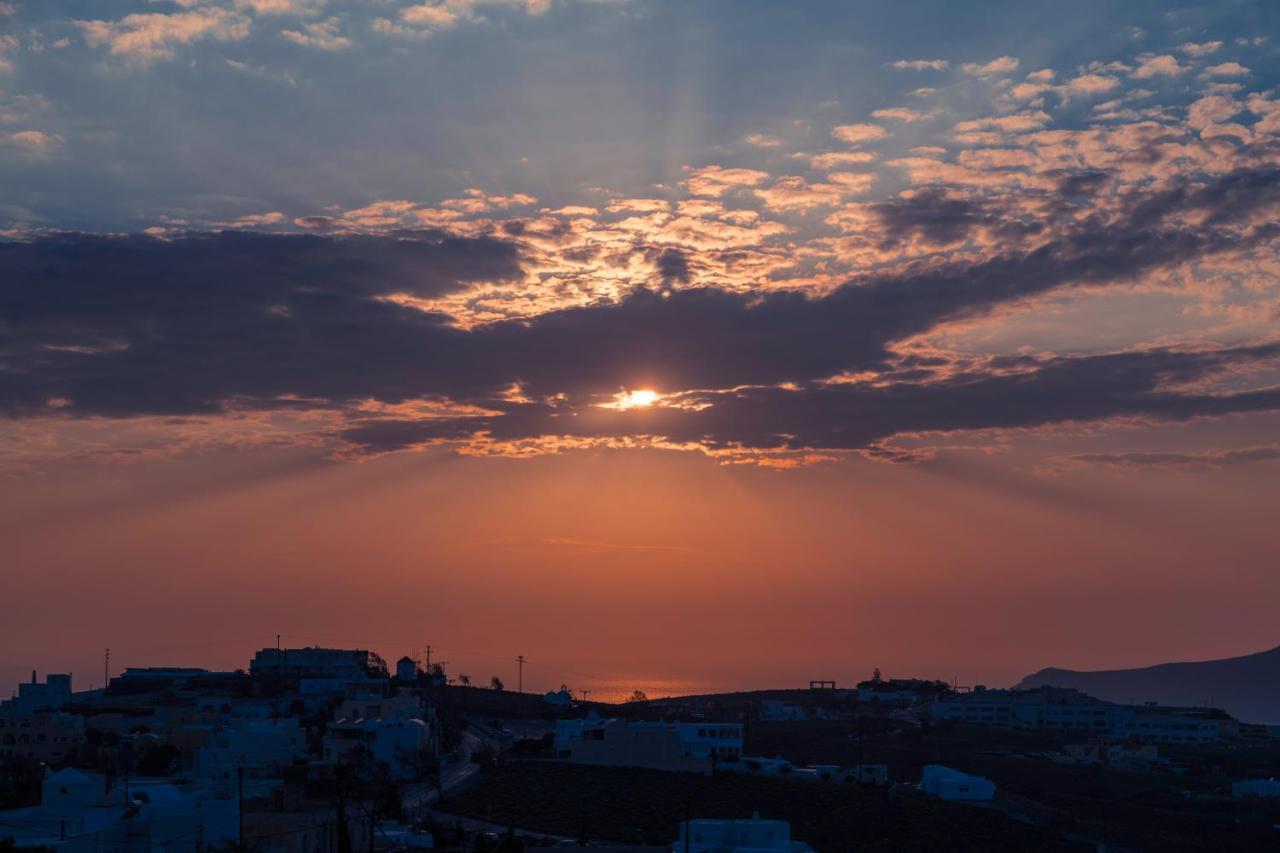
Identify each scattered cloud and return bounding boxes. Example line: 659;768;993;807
5;129;62;155
961;56;1019;77
1062;73;1121;97
681;164;770;197
77;8;251;65
831;123;888;145
0;33;16;73
1066;446;1280;470
234;0;326;14
806;151;877;170
1178;40;1222;58
1131;54;1184;79
744;132;783;148
1202;62;1250;78
871;107;934;123
281;17;350;49
891;59;949;71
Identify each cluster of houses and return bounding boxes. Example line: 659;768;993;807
0;649;433;853
6;656;1280;851
550;712;892;788
0;651;844;852
930;685;1239;745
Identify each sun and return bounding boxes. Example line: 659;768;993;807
627;389;659;407
601;389;661;410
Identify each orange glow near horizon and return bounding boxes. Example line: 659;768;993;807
5;436;1280;703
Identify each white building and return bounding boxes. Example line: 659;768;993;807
559;718;741;773
249;647;383;680
918;765;995;801
1113;708;1229;744
375;820;434;850
554;711;603;751
324;718;431;780
196;718;308;781
673;813;813;853
675;723;743;762
118;668;211;683
931;686;1234;744
1060;739;1163;770
857;679;943;705
4;672;72;714
0;767;238;852
395;657;418;682
736;756;794;775
1232;778;1280;798
760;701;808;721
0;712;85;763
848;764;889;785
335;685;419;723
857;687;917;704
932;686;1116;731
299;678;346;696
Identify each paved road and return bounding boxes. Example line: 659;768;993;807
401;725;496;816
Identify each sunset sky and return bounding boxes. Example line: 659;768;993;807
3;0;1280;702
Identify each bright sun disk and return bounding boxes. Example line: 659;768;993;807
604;389;661;410
628;389;658;407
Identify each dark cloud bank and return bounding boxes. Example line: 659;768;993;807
2;165;1279;457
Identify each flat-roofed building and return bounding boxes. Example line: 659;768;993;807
0;712;84;763
673;813;813;852
249;648;385;680
564;719;741;774
4;672;72;714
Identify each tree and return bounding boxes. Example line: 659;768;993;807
135;744;180;776
626;690;648;703
458;674;471;686
871;668;883;684
490;676;504;691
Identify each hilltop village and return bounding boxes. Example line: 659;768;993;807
2;648;1279;852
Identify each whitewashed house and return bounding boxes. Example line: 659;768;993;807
324;718;431;780
918;765;995;801
0;767;238;852
196;718;308;781
673;813;813;852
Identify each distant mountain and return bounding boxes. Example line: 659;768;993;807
1015;645;1280;725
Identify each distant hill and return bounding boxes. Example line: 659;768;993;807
1015;645;1280;724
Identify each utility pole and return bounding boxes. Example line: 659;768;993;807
858;718;865;780
516;656;524;694
335;765;353;853
424;646;431;671
237;766;244;849
104;649;110;691
581;689;590;703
